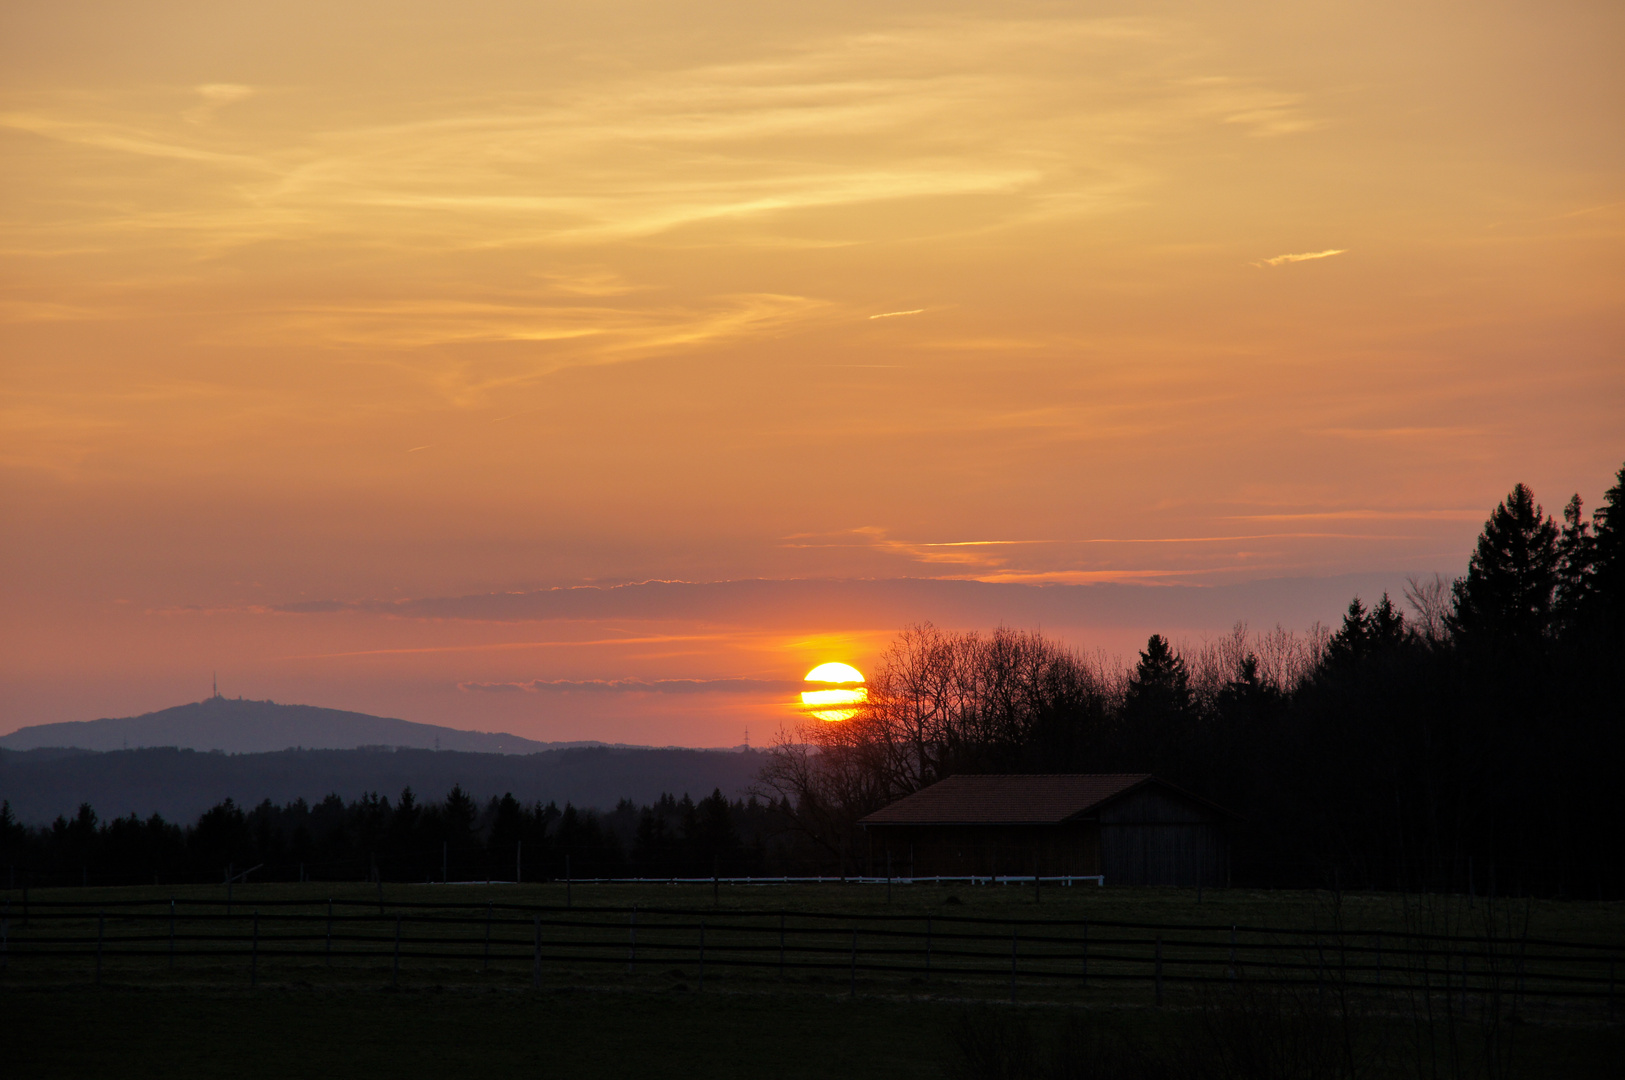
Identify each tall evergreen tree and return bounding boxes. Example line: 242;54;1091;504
1449;483;1560;642
1325;597;1370;664
1555;493;1596;627
1586;463;1625;631
1118;634;1194;775
1124;634;1191;717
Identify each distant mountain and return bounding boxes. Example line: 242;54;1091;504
0;697;611;755
0;745;767;825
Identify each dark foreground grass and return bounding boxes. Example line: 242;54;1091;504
7;984;956;1080
6;984;1620;1080
6;884;1621;1078
10;880;1623;944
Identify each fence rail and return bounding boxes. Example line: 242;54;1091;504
2;898;1619;1010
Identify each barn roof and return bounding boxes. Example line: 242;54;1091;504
859;773;1166;826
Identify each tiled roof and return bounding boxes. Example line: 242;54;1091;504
859;773;1154;825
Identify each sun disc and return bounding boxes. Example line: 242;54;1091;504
805;662;864;683
800;662;866;720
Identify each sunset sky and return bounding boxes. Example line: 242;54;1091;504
3;0;1621;745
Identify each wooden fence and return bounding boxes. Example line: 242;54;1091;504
2;898;1619;1011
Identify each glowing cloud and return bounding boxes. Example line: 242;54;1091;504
1257;249;1348;267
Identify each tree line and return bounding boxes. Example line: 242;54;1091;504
759;464;1625;896
0;786;822;888
4;463;1621;894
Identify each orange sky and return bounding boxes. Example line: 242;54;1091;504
2;1;1621;744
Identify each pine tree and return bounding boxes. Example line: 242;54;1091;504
1369;593;1407;647
1325;594;1407;668
1125;634;1191;716
1327;597;1368;662
1586;463;1625;631
1449;483;1560;642
1555;493;1596;627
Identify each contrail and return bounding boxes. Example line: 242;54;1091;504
869;308;925;319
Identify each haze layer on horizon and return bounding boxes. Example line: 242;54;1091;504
3;1;1621;744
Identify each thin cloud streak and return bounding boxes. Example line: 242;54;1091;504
278;634;730;661
459;677;801;694
1257;249;1347;267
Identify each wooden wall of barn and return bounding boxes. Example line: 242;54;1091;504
864;823;1100;877
1097;786;1227;887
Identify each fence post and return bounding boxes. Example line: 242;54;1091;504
699;921;706;992
96;911;104;985
1375;933;1381;988
1609;959;1616;1021
483;901;492;973
1228;925;1236;987
2;909;8;973
531;915;541;988
169;898;176;970
376;878;384;916
779;912;786;979
1010;928;1018;1003
851;929;858;998
251;911;259;988
393;915;401;987
1081;920;1088;987
1155;934;1163;1006
887;852;892;904
516;839;522;884
566;856;572;910
926;916;932;977
326;900;333;966
627;907;637;975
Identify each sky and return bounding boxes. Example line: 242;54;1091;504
2;0;1621;746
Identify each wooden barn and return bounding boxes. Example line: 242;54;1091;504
859;773;1232;887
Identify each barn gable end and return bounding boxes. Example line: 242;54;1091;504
859;774;1231;886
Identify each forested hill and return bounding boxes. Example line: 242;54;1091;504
0;745;765;825
0;697;591;755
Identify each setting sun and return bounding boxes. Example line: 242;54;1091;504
801;663;867;722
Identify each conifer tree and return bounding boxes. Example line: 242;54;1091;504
1326;597;1369;664
1449;483;1560;642
1555;493;1596;626
1586;463;1625;630
1369;593;1407;647
1125;634;1190;712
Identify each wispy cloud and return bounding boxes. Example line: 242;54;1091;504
1228;509;1484;522
459;677;800;694
1257;249;1347;267
277;634;728;660
182;83;254;125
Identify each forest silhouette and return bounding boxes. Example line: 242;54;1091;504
5;464;1621;896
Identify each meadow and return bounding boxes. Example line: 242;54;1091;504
5;882;1620;1078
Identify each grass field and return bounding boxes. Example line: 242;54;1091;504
10;878;1625;937
5;883;1622;1078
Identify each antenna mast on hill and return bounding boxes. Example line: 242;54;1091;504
212;671;220;699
